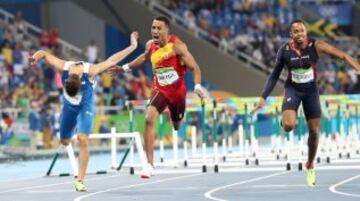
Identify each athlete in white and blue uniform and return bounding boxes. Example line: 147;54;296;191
251;20;360;187
60;61;95;140
29;32;139;192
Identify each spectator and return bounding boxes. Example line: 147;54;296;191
2;41;13;65
98;120;110;145
39;30;49;49
28;101;41;149
138;70;151;99
22;35;32;51
42;63;55;92
14;12;27;43
40;106;53;149
54;70;63;94
86;40;98;63
100;71;112;94
48;28;59;49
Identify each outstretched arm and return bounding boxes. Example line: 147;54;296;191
251;46;285;114
127;40;152;68
107;40;152;77
29;50;65;72
90;32;138;76
315;40;360;72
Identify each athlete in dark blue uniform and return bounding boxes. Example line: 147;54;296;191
252;19;360;187
29;32;139;192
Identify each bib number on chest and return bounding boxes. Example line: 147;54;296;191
155;67;179;86
291;68;314;83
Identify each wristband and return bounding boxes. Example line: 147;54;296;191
194;84;202;91
122;63;131;72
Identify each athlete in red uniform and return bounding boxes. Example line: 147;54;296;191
109;16;205;178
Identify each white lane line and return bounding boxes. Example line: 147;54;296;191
204;171;292;201
316;165;360;170
251;184;300;188
27;190;75;193
0;176;44;183
143;165;360;174
0;174;126;194
329;174;360;198
74;173;202;201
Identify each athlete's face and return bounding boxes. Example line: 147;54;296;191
151;20;169;46
290;22;307;45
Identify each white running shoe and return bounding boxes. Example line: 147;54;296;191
140;163;155;179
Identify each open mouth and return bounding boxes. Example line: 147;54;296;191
152;35;159;43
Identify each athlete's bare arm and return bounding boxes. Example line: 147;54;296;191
315;40;360;72
107;40;152;77
90;32;138;76
173;38;202;85
29;50;65;72
173;38;205;99
128;40;152;68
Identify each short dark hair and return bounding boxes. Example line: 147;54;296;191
154;16;170;27
289;19;305;31
65;74;81;97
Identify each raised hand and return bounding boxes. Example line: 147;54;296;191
28;50;45;67
130;32;139;49
107;65;124;79
250;97;266;115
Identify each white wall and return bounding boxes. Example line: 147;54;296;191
47;0;105;59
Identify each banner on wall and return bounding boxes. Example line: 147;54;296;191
301;1;353;26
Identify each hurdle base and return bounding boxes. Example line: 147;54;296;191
96;170;107;175
326;156;330;163
298;162;303;171
202;165;207;173
214;164;219;173
59;173;70;177
286;163;291;171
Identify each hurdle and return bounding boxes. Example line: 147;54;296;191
45;129;147;177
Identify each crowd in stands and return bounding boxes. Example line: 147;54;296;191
0;12;151;147
1;4;360;147
0;12;152;109
158;0;360;94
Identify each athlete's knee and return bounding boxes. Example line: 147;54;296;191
145;112;157;127
308;127;319;136
60;139;71;146
77;135;89;147
282;119;296;132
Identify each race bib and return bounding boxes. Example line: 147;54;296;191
291;68;314;83
155;67;179;86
